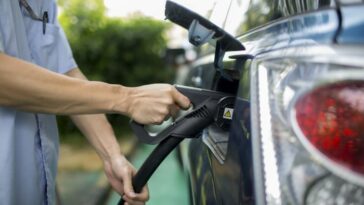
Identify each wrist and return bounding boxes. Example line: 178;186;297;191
102;151;126;167
99;142;122;162
110;85;133;116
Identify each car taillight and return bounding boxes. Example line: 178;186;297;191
294;81;364;176
250;48;364;205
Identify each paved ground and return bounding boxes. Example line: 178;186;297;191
57;135;136;205
57;171;109;205
106;144;189;205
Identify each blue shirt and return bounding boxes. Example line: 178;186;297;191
0;0;77;204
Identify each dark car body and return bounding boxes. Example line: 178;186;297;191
176;0;364;204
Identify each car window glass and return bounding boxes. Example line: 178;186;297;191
224;0;250;35
224;0;336;37
172;0;219;18
208;0;233;28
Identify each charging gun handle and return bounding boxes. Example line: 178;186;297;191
118;99;218;204
129;85;228;144
130;97;218;144
130;121;160;144
117;137;183;205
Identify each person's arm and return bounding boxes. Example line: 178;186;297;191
66;68;148;203
0;53;126;114
0;53;190;123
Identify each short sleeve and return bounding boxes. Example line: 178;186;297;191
0;3;4;53
28;0;78;74
50;0;78;74
55;22;78;74
0;31;4;52
52;0;78;74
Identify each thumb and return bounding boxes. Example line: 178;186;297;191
122;171;136;199
172;87;191;109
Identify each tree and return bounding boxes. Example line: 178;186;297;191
58;0;172;136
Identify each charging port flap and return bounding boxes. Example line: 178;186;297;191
165;0;245;69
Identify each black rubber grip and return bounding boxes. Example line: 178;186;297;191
117;137;183;205
130;97;218;144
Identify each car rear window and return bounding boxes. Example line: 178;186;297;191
224;0;335;37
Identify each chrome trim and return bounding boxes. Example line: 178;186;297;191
250;60;265;205
288;74;364;187
256;64;282;205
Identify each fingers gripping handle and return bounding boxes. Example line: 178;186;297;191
118;137;183;205
130;98;218;144
130;85;233;144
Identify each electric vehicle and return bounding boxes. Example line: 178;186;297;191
174;0;364;204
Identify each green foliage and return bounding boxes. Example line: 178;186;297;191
57;0;172;136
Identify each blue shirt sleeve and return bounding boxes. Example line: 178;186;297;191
0;2;5;53
0;31;4;52
55;21;78;74
51;2;78;74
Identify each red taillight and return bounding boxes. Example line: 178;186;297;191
295;81;364;175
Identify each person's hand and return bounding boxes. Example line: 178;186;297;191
126;84;190;124
103;155;149;205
